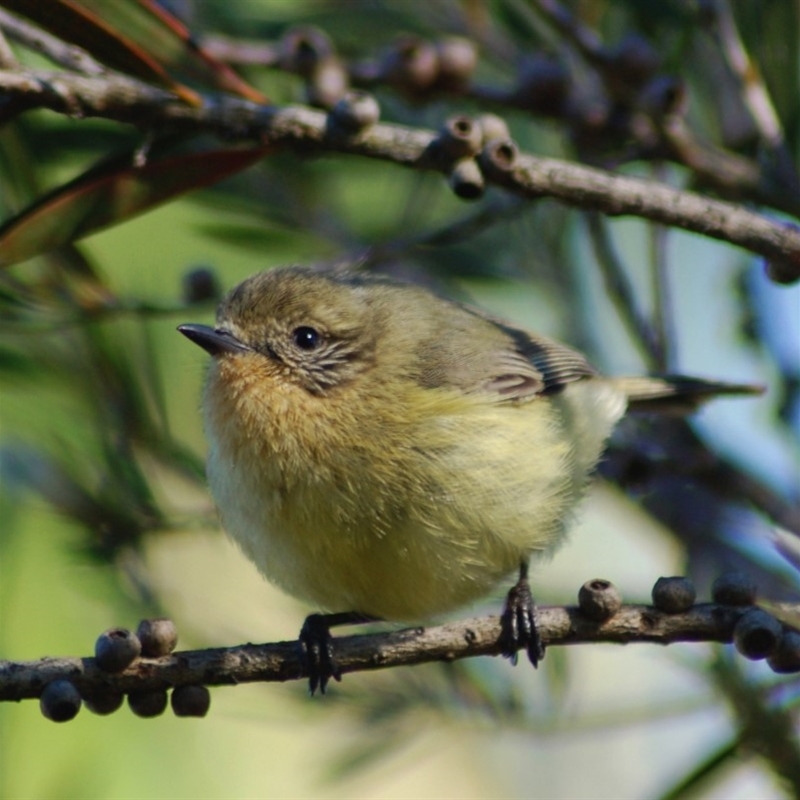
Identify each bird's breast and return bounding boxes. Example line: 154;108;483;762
200;359;623;620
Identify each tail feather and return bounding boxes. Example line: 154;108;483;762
612;376;765;414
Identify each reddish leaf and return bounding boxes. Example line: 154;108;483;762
1;0;266;104
2;0;199;104
135;0;267;102
0;142;273;267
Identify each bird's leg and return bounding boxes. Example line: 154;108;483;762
500;559;544;667
299;611;380;694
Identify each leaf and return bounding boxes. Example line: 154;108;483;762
134;0;268;101
654;739;740;800
0;0;267;104
760;600;800;631
0;139;273;266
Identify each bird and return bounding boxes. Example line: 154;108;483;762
178;265;761;692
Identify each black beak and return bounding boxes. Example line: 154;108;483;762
178;324;251;356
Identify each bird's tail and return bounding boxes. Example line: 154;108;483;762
611;375;765;414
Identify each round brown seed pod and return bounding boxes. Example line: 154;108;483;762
448;158;485;200
651;576;696;613
136;618;178;658
435;37;477;91
476;114;510;144
767;630;800;674
306;57;349;109
607;33;661;88
95;628;141;673
171;685;211;718
733;608;782;660
279;26;333;77
513;55;570;114
182;266;220;304
638;76;687;120
330;90;380;132
128;688;169;718
438;115;483;160
578;579;623;621
381;35;439;95
83;688;124;716
479;138;519;174
712;572;757;606
765;256;800;285
40;680;81;723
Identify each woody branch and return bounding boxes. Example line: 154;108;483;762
0;602;792;702
0;67;797;280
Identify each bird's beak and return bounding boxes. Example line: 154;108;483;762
178;324;252;357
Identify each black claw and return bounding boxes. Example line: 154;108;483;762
298;611;379;694
299;614;341;695
500;566;544;667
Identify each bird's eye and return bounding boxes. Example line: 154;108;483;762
292;326;321;350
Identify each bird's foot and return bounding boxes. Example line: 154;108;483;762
299;611;379;694
500;575;544;667
299;613;342;695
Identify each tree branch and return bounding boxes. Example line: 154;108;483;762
203;24;791;216
0;603;782;702
0;67;797;280
0;9;106;76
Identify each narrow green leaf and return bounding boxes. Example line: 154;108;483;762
0;141;273;266
655;739;740;800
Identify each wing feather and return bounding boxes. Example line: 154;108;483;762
414;297;598;403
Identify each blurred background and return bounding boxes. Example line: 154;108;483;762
0;1;798;798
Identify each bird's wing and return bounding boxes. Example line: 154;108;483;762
480;321;598;402
415;297;599;403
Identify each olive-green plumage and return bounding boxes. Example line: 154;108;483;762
179;267;760;621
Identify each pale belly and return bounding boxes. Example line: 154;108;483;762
204;381;625;621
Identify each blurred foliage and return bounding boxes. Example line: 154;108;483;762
0;0;798;798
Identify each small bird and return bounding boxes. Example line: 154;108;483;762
179;266;761;692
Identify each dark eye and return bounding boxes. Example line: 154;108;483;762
292;326;321;350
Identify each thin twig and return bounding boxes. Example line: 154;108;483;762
493;152;799;278
0;24;18;69
0;9;106;76
707;0;800;205
711;0;784;150
201;23;786;213
528;0;607;68
712;654;800;795
585;211;662;367
0;603;778;702
605;417;800;539
0;68;798;279
648;163;674;372
201;33;280;67
527;0;792;213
